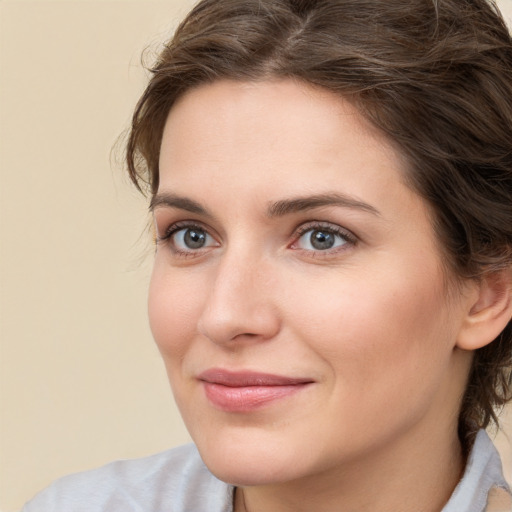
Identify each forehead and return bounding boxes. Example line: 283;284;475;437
159;79;407;196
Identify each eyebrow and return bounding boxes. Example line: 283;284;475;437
267;193;380;217
149;191;380;218
149;193;212;217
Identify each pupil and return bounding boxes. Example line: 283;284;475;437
184;229;206;249
310;230;334;250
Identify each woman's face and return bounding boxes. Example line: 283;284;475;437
149;79;473;485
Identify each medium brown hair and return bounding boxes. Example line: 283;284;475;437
126;0;512;446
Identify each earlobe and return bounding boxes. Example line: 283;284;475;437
456;268;512;351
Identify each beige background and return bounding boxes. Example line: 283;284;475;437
1;1;511;511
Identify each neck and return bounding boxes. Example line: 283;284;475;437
234;421;464;512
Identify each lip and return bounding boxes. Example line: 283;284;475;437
198;369;314;412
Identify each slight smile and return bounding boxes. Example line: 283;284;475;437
198;369;315;412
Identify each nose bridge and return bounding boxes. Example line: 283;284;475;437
198;244;280;345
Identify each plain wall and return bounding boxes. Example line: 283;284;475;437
1;1;511;511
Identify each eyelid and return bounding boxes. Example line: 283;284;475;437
289;221;357;252
293;221;356;240
156;220;194;242
155;219;220;257
155;218;210;240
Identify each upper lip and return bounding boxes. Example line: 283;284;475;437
198;369;314;387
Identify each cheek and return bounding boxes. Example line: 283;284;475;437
285;264;455;397
148;262;202;363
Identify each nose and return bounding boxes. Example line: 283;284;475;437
197;252;281;346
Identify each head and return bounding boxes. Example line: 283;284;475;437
127;0;512;455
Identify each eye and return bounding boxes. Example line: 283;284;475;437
292;224;354;252
171;226;216;251
155;221;219;256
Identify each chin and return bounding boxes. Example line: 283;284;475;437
193;429;314;486
202;453;301;487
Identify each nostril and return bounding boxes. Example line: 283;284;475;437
198;308;281;346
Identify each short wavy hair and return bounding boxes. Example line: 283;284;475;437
126;0;512;447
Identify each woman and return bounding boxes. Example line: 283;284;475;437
24;0;512;511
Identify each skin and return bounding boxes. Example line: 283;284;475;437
149;79;480;512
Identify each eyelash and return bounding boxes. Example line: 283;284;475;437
291;222;356;256
157;221;200;241
156;221;215;257
155;220;357;258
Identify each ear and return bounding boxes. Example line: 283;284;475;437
456;268;512;351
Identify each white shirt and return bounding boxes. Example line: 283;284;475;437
22;430;510;512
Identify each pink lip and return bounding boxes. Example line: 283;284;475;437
198;369;314;412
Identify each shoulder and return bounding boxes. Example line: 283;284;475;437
22;444;233;512
442;430;511;512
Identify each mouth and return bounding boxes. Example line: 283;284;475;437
198;369;314;412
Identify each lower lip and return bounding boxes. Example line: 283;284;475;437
202;382;309;412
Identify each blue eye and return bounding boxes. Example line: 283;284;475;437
171;227;216;251
295;227;350;251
